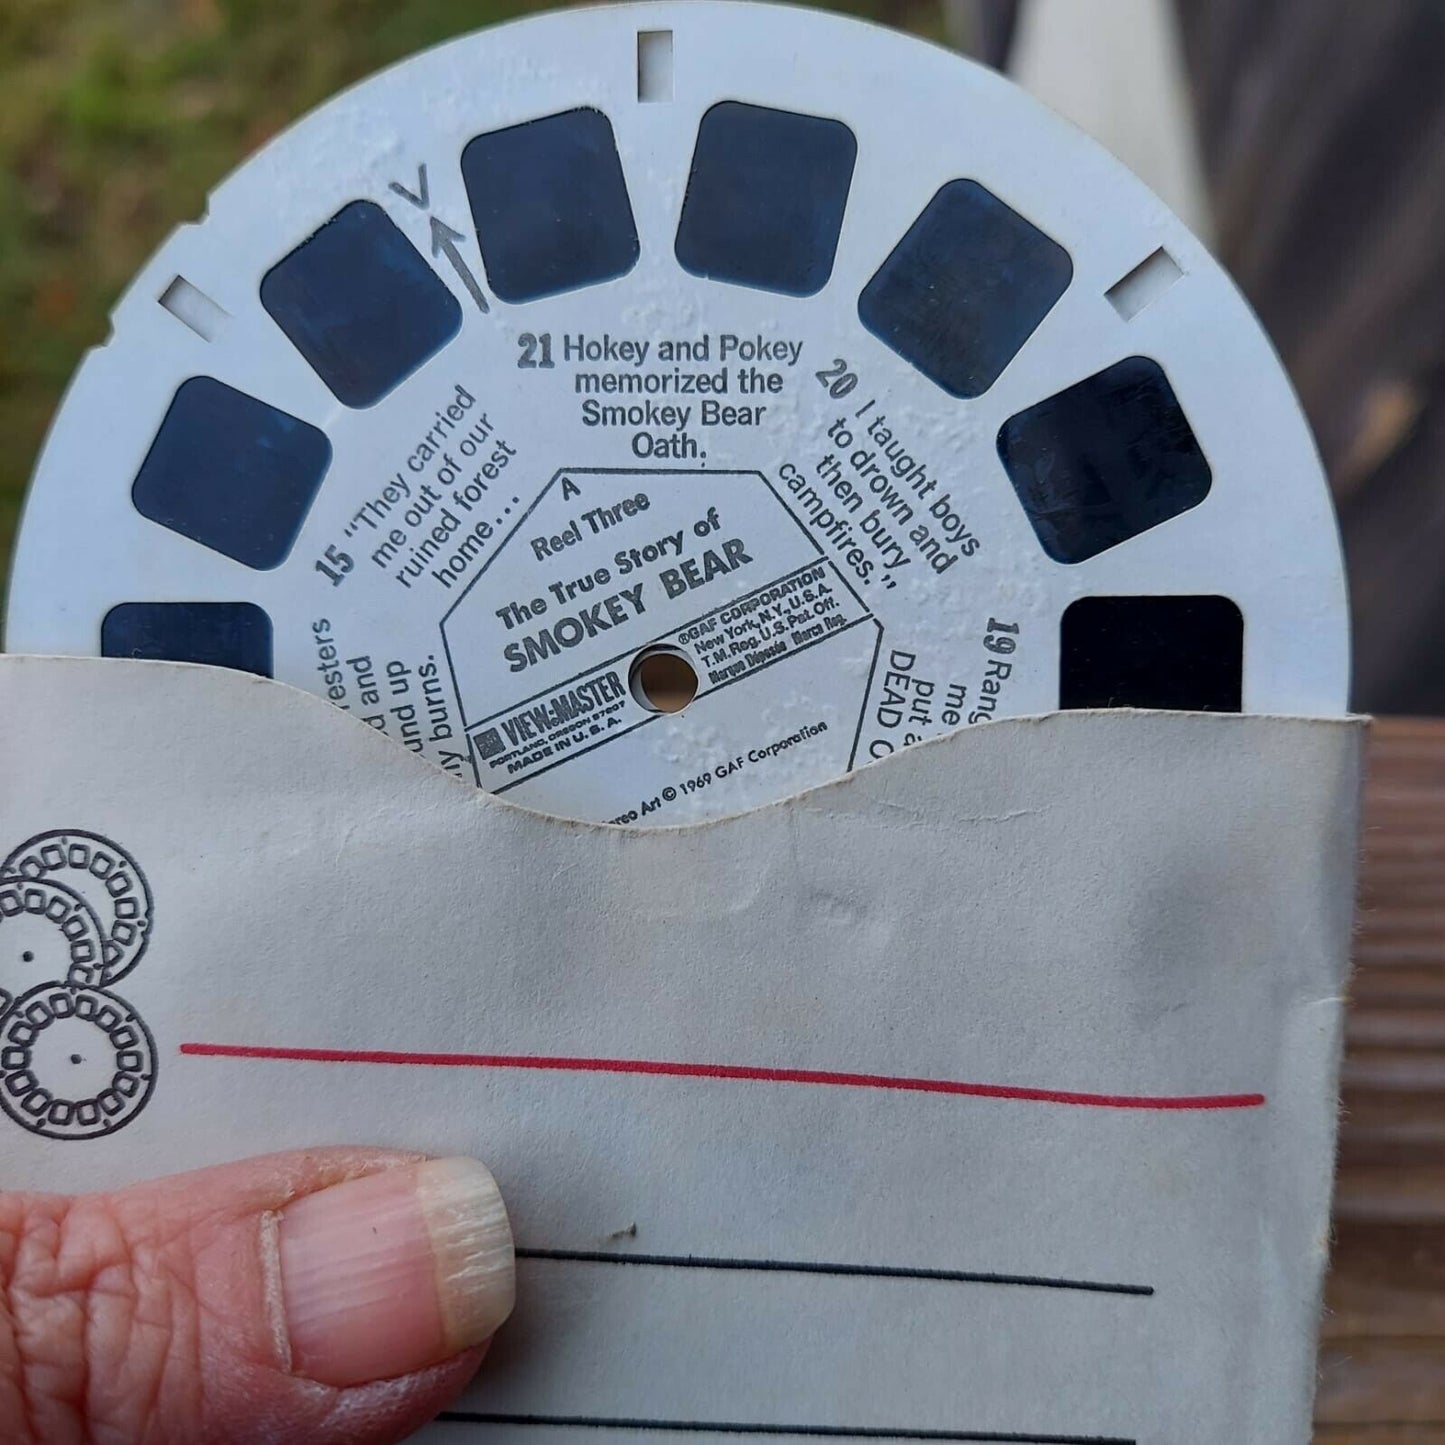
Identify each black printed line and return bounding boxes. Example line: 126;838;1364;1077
434;1414;1134;1444
515;1248;1152;1298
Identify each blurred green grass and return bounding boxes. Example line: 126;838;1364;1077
0;0;937;612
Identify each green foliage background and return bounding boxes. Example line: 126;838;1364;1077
0;0;938;607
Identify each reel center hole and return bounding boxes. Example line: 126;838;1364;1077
31;1018;113;1097
629;647;698;714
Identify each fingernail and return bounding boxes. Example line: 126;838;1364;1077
277;1157;515;1387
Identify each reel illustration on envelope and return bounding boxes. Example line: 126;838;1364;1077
0;832;156;1142
4;1;1351;829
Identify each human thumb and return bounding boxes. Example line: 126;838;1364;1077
0;1147;515;1443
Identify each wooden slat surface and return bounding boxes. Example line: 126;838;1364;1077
1317;719;1445;1438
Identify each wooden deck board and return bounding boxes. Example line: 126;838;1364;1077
1318;720;1445;1437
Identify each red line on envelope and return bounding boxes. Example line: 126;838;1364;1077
178;1042;1266;1111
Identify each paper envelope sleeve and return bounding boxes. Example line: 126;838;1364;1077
0;657;1362;1444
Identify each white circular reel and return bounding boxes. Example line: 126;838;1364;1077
5;1;1349;825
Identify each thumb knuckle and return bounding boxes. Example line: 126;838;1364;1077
1;1191;202;1442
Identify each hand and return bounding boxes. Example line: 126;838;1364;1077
1;1148;515;1443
